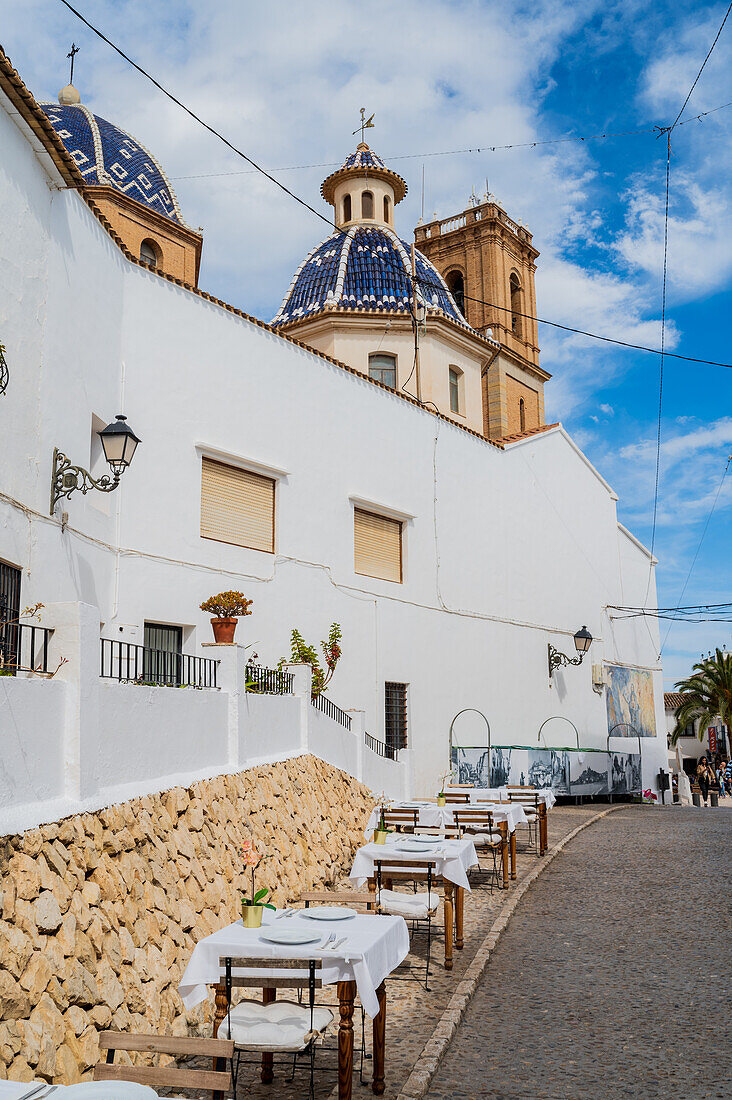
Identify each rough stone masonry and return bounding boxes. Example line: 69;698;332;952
0;755;373;1084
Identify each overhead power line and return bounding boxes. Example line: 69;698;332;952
671;2;732;129
56;0;732;375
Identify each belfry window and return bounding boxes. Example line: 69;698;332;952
369;353;397;389
519;397;526;432
140;239;161;268
362;191;374;219
383;196;391;223
343;194;352;222
449;367;462;414
446;271;465;316
510;274;522;337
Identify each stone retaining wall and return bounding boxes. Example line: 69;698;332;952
0;755;374;1083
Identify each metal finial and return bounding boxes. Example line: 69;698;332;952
67;42;80;85
352;107;375;143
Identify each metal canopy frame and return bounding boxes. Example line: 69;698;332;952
537;716;580;752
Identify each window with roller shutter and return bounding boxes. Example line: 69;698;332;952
354;508;402;583
200;457;275;553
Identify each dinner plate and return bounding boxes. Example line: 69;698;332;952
302;906;357;921
61;1085;159;1098
409;835;438;844
259;928;323;945
395;842;436;854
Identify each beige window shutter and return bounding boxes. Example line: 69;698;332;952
354;508;402;583
201;458;275;553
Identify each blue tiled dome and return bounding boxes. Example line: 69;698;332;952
321;142;407;205
272;225;474;331
39;101;185;225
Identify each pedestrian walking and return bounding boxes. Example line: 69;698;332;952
717;761;730;798
696;759;711;805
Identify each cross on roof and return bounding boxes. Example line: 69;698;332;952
353;107;375;143
67;43;80;85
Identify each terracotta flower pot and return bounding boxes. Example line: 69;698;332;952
211;617;237;643
241;903;264;928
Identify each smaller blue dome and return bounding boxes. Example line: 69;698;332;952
273;225;481;335
39;101;185;226
342;147;387;170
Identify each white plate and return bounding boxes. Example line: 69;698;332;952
409;835;438;844
302;907;357;921
259;928;323;946
395;842;436;854
61;1085;159;1098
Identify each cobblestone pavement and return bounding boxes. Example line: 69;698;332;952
220;805;602;1099
424;805;732;1100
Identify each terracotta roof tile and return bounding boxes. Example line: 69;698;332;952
664;692;687;710
497;422;560;445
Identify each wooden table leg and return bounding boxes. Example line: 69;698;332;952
443;881;454;970
540;806;548;855
500;823;509;888
455;886;464;950
338;979;356;1100
510;830;517;880
372;981;386;1095
261;987;276;1083
213;981;227;1037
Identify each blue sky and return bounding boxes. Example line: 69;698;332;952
4;0;731;686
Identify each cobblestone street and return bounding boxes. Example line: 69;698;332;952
424;806;732;1100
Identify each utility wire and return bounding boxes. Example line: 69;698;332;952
658;455;732;655
56;0;732;376
671;3;732;129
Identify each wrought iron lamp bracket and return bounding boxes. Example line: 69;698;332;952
50;447;120;514
0;344;8;395
548;643;585;679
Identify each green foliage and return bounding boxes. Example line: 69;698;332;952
670;648;732;746
278;623;342;697
200;590;254;618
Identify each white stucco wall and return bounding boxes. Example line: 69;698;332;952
0;89;668;816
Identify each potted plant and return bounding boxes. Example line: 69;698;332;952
437;769;453;807
240;840;274;928
200;590;253;644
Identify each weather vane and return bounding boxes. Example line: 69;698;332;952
67;43;80;85
353;107;375;143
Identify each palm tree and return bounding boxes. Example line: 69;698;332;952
670;648;732;747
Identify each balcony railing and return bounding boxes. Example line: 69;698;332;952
365;731;399;760
245;663;294;695
311;692;352;730
100;639;219;688
0;622;55;676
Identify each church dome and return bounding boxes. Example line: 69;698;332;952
321;143;407;205
272;224;473;331
39;97;186;226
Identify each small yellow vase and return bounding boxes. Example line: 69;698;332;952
241;903;264;928
437;795;446;807
374;829;388;845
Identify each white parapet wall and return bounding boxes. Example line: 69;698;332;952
0;603;407;835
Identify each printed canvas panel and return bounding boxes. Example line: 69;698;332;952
570;751;610;796
609;752;641;794
605;664;656;738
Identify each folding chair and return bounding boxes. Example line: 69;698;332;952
372;858;439;989
94;1031;233;1098
217;955;333;1099
506;787;543;854
454;807;504;892
382;807;419;832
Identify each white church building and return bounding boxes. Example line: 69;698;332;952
0;48;670;833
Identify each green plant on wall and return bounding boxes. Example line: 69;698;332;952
278;623;342;698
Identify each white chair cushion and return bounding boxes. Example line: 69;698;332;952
218;999;333;1051
468;830;502;847
378;889;440;919
522;811;538;820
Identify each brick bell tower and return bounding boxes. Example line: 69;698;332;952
415;192;550;440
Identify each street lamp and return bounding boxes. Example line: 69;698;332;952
548;625;593;680
50;415;141;514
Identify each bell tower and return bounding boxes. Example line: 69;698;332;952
415;194;550;440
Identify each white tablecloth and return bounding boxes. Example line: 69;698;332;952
178;911;409;1019
365;802;453;834
466;787;509;803
350;836;478;892
465;801;528;833
536;788;556;808
0;1086;156;1098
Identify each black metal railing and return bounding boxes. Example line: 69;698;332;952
245;663;294;695
311;692;352;730
100;639;219;688
0;622;54;676
365;731;399;760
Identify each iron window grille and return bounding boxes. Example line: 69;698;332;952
385;681;408;756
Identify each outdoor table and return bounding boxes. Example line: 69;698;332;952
0;1087;157;1097
179;910;409;1100
466;800;528;881
350;835;478;970
365;800;453;834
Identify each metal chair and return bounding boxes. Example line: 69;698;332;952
453;807;503;892
372;858;439;989
94;1031;233;1098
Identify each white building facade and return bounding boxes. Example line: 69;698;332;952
0;52;670;831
